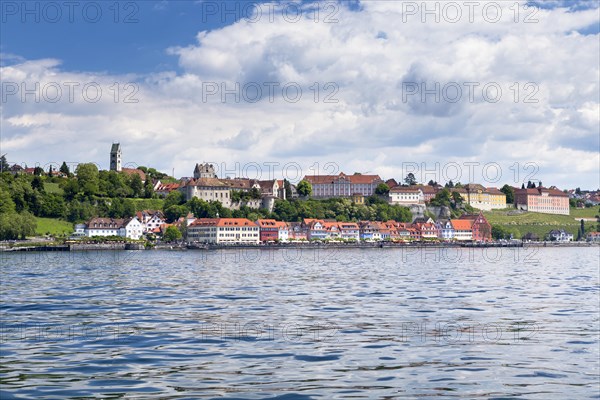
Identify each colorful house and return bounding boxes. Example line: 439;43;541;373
359;221;382;241
256;219;280;242
438;220;454;241
458;212;492;242
303;219;327;241
450;219;473;241
338;222;360;241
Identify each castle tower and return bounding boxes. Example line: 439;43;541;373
110;143;122;172
193;163;217;179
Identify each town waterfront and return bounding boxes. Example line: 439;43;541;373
1;247;598;398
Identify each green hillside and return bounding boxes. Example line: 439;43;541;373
35;217;74;236
131;198;164;211
43;182;64;194
483;208;599;239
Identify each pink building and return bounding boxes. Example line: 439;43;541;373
514;186;569;215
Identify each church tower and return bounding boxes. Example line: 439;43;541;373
110;143;122;172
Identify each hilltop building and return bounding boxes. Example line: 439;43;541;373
303;172;383;198
514;186;569;215
193;163;218;179
451;184;506;210
110;143;122;172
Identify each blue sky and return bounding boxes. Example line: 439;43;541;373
1;1;599;188
1;1;242;73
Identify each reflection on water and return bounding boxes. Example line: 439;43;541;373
1;247;598;398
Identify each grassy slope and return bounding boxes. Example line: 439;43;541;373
570;207;600;219
44;182;64;194
484;208;599;238
35;217;74;236
131;198;164;211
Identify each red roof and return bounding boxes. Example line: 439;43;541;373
256;219;278;227
451;220;473;230
514;187;568;197
122;168;146;181
156;183;180;191
413;185;439;194
190;218;257;227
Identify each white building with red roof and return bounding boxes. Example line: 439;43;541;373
187;218;259;244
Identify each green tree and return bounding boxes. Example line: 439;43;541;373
366;195;386;206
375;183;390;196
231;190;242;202
249;187;261;199
163;225;182;242
430;188;451;207
123;199;136;217
500;184;515;204
577;219;585;241
492;225;508;240
0;186;16;213
492;225;520;240
67;200;95;223
38;193;66;218
165;205;187;222
296;180;312;197
33;166;44;176
452;191;463;206
62;179;79;201
31;176;44;192
108;198;125;218
164;190;185;211
103;171;130;197
76;163;99;197
284;179;293;199
144;180;154;198
404;173;417;186
272;199;298;222
129;174;143;198
0;211;37;240
10;177;34;212
0;155;9;173
60;161;70;175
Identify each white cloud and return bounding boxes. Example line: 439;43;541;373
1;0;599;188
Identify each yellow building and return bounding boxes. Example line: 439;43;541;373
452;184;506;210
351;193;365;205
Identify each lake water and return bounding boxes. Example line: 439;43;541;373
1;247;599;399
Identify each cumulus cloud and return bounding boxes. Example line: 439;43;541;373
1;0;599;188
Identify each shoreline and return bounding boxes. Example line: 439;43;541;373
1;241;597;252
